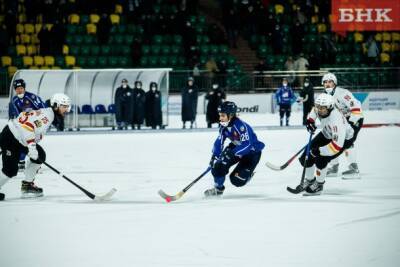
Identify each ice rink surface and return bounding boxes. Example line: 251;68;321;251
1;111;400;267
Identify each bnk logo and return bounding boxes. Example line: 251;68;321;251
332;0;400;33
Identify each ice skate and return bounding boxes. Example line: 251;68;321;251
342;163;360;179
326;163;339;177
0;192;4;201
303;178;324;196
21;181;43;198
204;186;224;197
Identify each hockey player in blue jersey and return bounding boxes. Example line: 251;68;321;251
8;79;46;170
204;101;265;197
275;78;296;126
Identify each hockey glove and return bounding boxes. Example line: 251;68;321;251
27;143;39;160
221;149;236;165
348;116;359;129
209;155;219;168
309;147;320;158
306;119;316;133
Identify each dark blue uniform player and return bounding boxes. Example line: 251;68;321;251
9;79;46;170
275;78;296;126
205;101;265;197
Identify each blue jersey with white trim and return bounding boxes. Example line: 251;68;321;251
212;117;265;157
9;91;47;119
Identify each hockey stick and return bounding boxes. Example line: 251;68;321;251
287;132;313;194
158;166;212;203
43;162;117;201
265;144;307;171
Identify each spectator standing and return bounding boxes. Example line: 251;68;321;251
297;77;314;125
275;78;296;126
97;13;111;44
294;53;309;86
145;82;163;129
131;81;146;130
205;83;226;128
114;79;133;130
365;35;380;65
284;56;295;84
181;77;198;129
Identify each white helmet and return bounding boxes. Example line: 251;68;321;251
50;93;71;112
315;93;334;109
321;73;337;85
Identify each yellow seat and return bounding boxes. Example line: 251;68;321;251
69;14;80;24
34;56;44;66
73;66;81;69
26;45;38;55
44;55;55;66
381;42;391;52
40;66;50;70
391;32;400;42
16;24;25;34
17;45;27;56
20;34;31;44
24;24;35;34
8;66;18;77
382;32;391;42
45;24;53;30
380;52;390;63
390;42;399;52
18;14;26;23
275;4;284;15
29;65;39;69
375;33;382;42
35;24;42;33
23;56;33;67
63;44;69;55
31;34;40;44
115;4;123;14
90;14;100;24
86;23;97;34
311;15;319;24
354;32;364;43
1;56;12;67
65;55;76;67
52;66;61;70
317;23;327;33
110;14;120;24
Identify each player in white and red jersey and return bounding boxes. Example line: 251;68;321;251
296;93;355;195
0;93;71;200
321;73;364;179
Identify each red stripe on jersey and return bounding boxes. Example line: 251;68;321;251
24;121;35;130
330;141;342;151
350;108;361;112
26;139;35;144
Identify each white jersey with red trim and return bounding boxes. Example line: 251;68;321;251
308;108;354;157
332;87;363;123
8;107;54;146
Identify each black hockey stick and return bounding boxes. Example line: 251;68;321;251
287;132;313;194
43;162;117;201
158;166;212;203
265;144;308;171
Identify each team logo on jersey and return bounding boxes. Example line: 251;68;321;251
34;120;42;127
350;101;354;107
25;100;30;105
6;150;12;156
240;126;245;132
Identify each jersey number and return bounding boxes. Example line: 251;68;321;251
240;132;249;141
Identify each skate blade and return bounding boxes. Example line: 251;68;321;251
302;192;322;196
326;173;339;178
342;174;361;180
21;192;44;199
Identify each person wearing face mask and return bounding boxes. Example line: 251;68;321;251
297;77;314;125
9;79;46;171
205;83;226;128
131;80;146;130
181;77;198;129
317;73;364;179
114;79;133;130
275;78;296;126
204;101;265;197
145;82;163;129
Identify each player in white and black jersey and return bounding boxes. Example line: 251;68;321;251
321;73;364;179
297;93;356;195
0;93;71;200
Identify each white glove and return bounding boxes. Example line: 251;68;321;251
348;115;360;127
27;143;38;160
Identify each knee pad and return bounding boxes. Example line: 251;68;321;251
211;161;229;177
299;153;315;168
230;168;252;187
315;157;329;170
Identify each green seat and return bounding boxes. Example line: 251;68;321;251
74;35;83;45
109;56;119;67
110;25;118;34
198;16;206;24
91;45;100;56
120;57;129;67
7;46;17;56
258;45;268;57
80;45;90;56
69;46;80;55
14;57;23;68
67;25;77;35
101;45;112;55
169;56;178;66
266;56;275;66
161;45;170;54
77;57;87;67
178;57;185;66
170;45;180;54
335;55;344;65
120;45;131;56
195;25;204;34
55;56;65;67
275;55;286;67
210;45;219;54
159;56;168;66
112;34;124;45
199;56;207;65
65;35;74;44
87;56;97;68
140;56;148;66
141;45;150;55
97;56;108;67
153;35;163;44
200;45;210;54
118;25;127;34
80;15;90;25
227;56;236;66
148;56;158;66
353;54;362;65
173;35;182;45
163;35;172;44
124;35;134;44
151;45;161;55
189;15;196;24
196;35;203;44
83;35;95;44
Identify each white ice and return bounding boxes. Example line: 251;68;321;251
0;111;400;267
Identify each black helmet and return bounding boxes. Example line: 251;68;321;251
13;79;26;89
218;101;237;115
